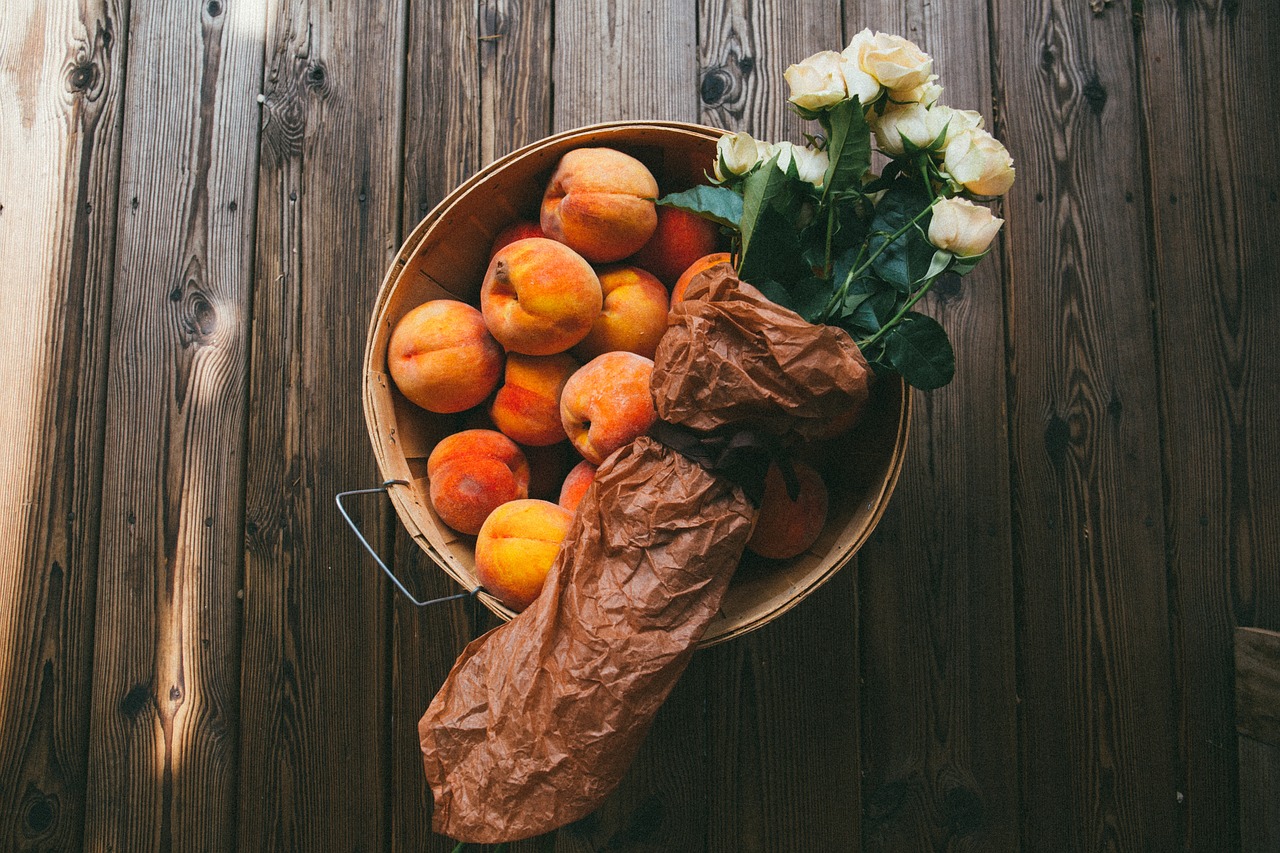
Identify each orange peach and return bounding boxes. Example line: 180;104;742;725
558;460;597;514
426;429;530;535
746;460;829;560
387;300;503;414
559;351;657;465
671;252;734;304
474;499;574;611
489;352;579;446
489;220;545;258
481;237;603;356
571;265;670;361
540;148;660;263
630;205;722;289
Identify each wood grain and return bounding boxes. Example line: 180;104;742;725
553;0;698;129
0;1;125;849
992;0;1183;849
237;1;404;849
694;3;862;850
1239;735;1280;853
846;4;1020;851
79;1;263;849
1235;627;1280;747
1140;2;1280;848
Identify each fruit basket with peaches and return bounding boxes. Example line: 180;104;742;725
355;28;1013;844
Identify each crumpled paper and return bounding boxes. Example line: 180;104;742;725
419;268;871;843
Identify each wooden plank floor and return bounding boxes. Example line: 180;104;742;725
2;1;1278;851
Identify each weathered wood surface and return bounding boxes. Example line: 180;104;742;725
1;1;1278;851
1237;628;1280;852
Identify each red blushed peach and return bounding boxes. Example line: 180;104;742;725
474;499;574;611
558;459;597;514
571;265;670;361
671;252;734;304
540;148;660;263
489;220;545;258
559;351;657;465
630;205;722;289
426;429;530;535
746;460;829;560
489;352;579;446
387;300;503;414
481;237;603;356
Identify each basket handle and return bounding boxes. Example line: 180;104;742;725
335;479;483;607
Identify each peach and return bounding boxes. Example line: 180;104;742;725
558;460;597;514
746;460;829;560
572;265;670;361
426;430;530;535
671;252;734;304
489;352;579;446
630;205;722;289
540;148;660;263
481;237;603;356
559;351;657;465
387;300;503;414
489;220;545;258
474;499;574;611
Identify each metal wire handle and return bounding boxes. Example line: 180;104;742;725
335;479;483;607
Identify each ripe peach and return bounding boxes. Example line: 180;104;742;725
671;252;734;304
540;148;660;263
426;430;530;535
387;300;503;414
481;237;603;356
630;205;722;289
572;265;670;361
559;351;657;465
474;499;574;611
558;460;597;514
489;220;545;258
746;460;829;560
489;352;579;446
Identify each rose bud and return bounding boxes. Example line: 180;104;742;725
943;127;1016;197
928;197;1004;258
872;103;936;155
714;131;772;181
771;141;829;187
927;105;984;148
784;50;849;111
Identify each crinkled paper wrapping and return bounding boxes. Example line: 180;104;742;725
419;268;871;843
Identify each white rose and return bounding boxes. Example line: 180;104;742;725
838;31;883;105
846;30;933;98
770;142;829;187
872;103;936;155
927;105;984;147
784;50;848;111
943;127;1015;196
714;132;770;180
928;197;1004;257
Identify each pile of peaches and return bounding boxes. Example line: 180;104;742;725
387;146;824;613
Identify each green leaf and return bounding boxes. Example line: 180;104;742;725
918;249;952;286
951;249;988;277
658;185;744;229
753;279;796;312
821;99;872;202
868;180;934;293
790;276;833;323
880;312;956;390
738;154;807;285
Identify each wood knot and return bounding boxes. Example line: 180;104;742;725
700;68;733;105
67;61;99;94
1082;76;1107;115
119;683;151;719
20;787;58;839
205;0;223;16
305;60;331;96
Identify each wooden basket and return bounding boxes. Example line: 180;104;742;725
363;121;911;647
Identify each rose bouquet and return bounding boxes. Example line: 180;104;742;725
414;30;1012;845
661;28;1014;389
